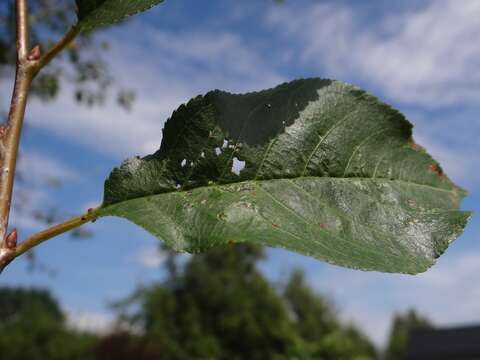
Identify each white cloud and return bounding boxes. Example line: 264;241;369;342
17;151;78;184
21;23;283;159
67;310;115;334
10;205;46;231
268;0;480;107
136;246;167;269
10;152;79;231
133;244;192;269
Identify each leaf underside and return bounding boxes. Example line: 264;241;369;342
75;0;164;30
100;79;470;274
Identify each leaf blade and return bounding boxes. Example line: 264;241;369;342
75;0;164;30
101;78;470;274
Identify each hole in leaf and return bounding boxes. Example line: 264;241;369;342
232;157;246;175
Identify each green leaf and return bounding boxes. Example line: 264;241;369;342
99;79;470;274
75;0;164;30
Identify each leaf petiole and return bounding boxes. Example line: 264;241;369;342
1;208;100;271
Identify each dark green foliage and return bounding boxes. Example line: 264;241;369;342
115;244;378;359
133;245;300;359
0;288;97;360
5;252;441;360
102;79;470;274
317;327;378;360
75;0;164;30
284;271;377;359
0;287;63;322
94;332;164;360
30;72;60;101
384;309;432;360
285;270;338;343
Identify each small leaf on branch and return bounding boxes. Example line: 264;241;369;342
75;0;164;31
99;78;470;274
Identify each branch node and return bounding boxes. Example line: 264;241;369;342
27;45;41;61
0;125;7;138
5;229;18;249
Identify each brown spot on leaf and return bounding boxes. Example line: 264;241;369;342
428;163;443;177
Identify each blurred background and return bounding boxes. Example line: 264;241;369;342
0;0;479;359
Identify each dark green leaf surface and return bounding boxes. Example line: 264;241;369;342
75;0;164;30
100;79;470;274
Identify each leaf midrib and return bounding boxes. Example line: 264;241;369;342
102;176;459;210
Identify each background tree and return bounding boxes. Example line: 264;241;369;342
115;244;379;360
125;244;301;359
384;309;432;360
3;248;441;359
0;287;98;360
284;270;377;359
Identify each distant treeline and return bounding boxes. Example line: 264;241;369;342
0;245;431;360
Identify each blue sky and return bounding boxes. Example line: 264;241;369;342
1;0;479;346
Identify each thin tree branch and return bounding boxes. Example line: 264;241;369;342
0;71;33;234
0;0;33;259
1;208;100;271
36;25;81;73
0;2;83;272
16;0;29;60
15;208;100;258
